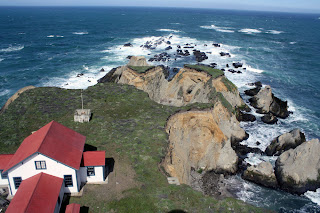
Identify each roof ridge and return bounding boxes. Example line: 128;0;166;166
37;121;55;152
24;173;43;213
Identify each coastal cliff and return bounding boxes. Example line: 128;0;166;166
99;56;246;109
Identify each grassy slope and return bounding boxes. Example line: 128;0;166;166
128;66;155;73
0;83;267;213
184;64;224;79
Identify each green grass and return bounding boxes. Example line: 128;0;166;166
128;66;155;73
222;77;238;93
184;64;224;79
0;83;267;213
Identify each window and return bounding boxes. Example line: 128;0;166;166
35;161;46;170
87;167;95;176
64;175;73;187
13;177;22;189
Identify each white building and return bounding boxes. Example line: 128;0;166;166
0;121;107;212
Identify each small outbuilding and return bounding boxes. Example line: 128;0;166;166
74;109;91;123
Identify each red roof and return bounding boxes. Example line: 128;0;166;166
65;203;81;213
6;173;63;213
0;154;14;170
4;121;86;173
81;151;105;167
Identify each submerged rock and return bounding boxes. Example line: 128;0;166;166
243;161;278;189
266;129;306;156
275;139;320;194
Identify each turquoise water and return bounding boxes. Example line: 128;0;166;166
0;6;320;212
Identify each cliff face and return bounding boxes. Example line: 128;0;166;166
102;57;245;108
162;102;246;185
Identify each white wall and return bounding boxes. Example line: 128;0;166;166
80;166;105;183
0;170;9;186
7;153;79;196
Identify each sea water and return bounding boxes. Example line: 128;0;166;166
0;6;320;212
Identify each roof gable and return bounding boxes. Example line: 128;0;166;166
6;173;63;213
4;121;86;172
81;151;106;167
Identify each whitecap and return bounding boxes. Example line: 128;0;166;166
72;31;89;35
245;65;264;73
0;89;11;96
239;28;262;34
266;30;284;34
18;32;26;35
47;35;55;38
305;189;320;205
200;25;235;33
0;58;4;62
0;45;24;52
56;35;64;38
290;42;297;45
157;29;181;33
170;23;181;25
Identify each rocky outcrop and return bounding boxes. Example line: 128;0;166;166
249;85;290;119
236;109;256;122
162;102;247;185
243;161;278;189
0;86;36;114
266;129;306;156
261;113;278;124
127;56;149;66
100;57;246;109
275;139;320;194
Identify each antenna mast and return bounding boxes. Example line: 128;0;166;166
81;90;84;110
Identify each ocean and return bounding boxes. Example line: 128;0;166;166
0;6;320;212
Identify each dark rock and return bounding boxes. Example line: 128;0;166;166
172;68;179;73
220;52;230;57
167;41;171;45
77;73;84;77
261;113;278;124
165;46;173;50
231;138;263;157
126;56;133;59
236;109;256;122
193;50;208;62
100;68;105;72
124;43;133;47
202;172;234;200
228;69;236;73
247;81;262;87
245;87;261;96
97;67;120;83
269;96;290;119
213;43;221;47
226;64;229;68
177;45;181;49
233;62;243;68
266;129;306;156
256;141;261;146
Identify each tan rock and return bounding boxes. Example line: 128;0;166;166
162;102;246;185
127;56;149;66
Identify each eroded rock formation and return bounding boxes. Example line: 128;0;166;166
162;102;247;185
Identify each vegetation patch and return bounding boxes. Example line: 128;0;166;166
184;64;224;79
128;66;155;73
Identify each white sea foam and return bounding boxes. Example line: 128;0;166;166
266;30;284;34
72;31;89;35
0;89;11;96
200;25;235;33
170;23;181;25
47;35;55;38
56;35;64;38
245;65;264;73
157;29;181;33
239;28;262;34
0;45;24;52
0;58;4;62
290;42;297;45
47;35;64;38
305;189;320;205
